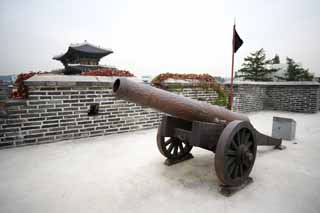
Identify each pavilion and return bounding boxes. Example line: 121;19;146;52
53;41;113;74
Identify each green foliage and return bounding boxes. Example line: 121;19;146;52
237;48;279;81
213;89;229;106
198;82;229;107
276;57;313;81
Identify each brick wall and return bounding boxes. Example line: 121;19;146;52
232;84;267;112
264;85;319;113
2;76;319;149
0;75;218;148
226;82;320;113
0;82;11;100
318;88;320;110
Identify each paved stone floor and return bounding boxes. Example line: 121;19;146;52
0;111;319;213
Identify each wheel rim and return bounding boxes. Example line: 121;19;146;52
215;120;257;186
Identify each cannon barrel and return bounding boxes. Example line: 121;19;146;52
113;78;249;123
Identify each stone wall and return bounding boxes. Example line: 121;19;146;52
2;76;319;149
0;75;218;148
227;82;320;113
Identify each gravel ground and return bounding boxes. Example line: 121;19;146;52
0;111;319;213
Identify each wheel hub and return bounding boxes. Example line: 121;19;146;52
237;144;253;165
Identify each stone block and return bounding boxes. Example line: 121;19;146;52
272;116;296;140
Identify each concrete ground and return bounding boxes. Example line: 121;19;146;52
0;111;320;213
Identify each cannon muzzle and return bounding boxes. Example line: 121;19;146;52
113;78;249;123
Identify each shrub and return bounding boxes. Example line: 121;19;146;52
151;73;228;107
11;71;48;99
81;68;134;77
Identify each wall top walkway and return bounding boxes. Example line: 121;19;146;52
25;75;141;87
224;81;320;86
25;75;211;87
24;75;320;87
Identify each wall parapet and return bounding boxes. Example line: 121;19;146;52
24;75;132;87
225;81;320;86
225;81;320;113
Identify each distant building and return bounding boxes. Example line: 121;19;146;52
0;75;16;83
53;41;113;75
141;75;154;83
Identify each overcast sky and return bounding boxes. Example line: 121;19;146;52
0;0;319;77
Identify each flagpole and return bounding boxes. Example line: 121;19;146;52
228;23;236;110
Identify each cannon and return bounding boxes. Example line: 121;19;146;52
113;78;285;196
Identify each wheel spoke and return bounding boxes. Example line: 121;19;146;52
243;159;251;167
164;138;172;146
246;141;253;149
231;163;238;179
238;163;244;177
167;143;174;153
226;150;236;156
228;161;237;178
178;143;184;154
236;132;241;145
226;156;236;170
233;132;240;146
231;139;238;150
173;144;178;156
241;129;246;144
243;132;251;145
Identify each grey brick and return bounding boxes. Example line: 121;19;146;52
41;113;57;117
37;137;55;143
43;124;59;128
64;100;78;103
58;111;73;116
49;127;66;132
39;105;55;109
29;92;46;96
64;129;79;134
24;134;43;139
23;122;42;126
29;101;46;105
21;126;40;130
40;96;52;100
46;116;62;120
60;122;76;127
40;87;56;91
57;87;72;90
48;92;61;95
47;108;62;112
45;131;62;136
43;120;59;124
3;124;22;128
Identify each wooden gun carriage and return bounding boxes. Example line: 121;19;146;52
113;78;285;195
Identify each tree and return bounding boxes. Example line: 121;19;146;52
271;54;280;64
276;57;313;81
236;48;279;81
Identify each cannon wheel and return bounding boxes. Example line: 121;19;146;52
215;120;257;187
157;124;193;160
